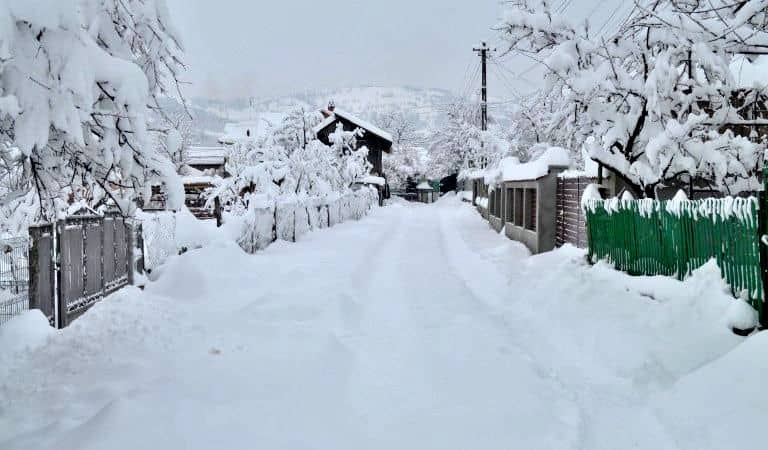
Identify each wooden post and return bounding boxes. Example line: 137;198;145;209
214;196;223;228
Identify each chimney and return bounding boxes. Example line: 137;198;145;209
327;100;336;112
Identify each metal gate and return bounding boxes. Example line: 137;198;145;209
29;213;135;328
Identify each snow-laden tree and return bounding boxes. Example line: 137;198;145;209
210;120;371;214
427;101;511;179
379;111;428;187
154;111;195;171
384;145;426;189
274;107;322;151
505;90;587;163
0;0;186;226
499;0;768;197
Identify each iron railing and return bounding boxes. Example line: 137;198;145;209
0;236;30;325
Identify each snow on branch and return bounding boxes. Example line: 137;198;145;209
498;0;768;198
0;0;187;231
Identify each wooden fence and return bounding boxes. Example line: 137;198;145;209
584;196;765;324
556;176;598;248
29;213;136;328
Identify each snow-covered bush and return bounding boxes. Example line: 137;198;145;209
498;0;768;197
0;0;187;229
210;113;378;253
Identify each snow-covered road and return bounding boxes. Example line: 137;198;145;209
1;196;766;450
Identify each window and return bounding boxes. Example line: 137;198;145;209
514;189;524;226
525;188;537;231
505;188;514;222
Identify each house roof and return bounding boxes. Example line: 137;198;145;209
312;108;394;145
218;113;286;145
186;146;227;166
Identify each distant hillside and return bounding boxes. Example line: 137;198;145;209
163;86;517;146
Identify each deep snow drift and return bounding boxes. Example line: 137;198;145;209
1;195;765;449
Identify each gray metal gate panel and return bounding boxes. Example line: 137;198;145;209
84;223;103;298
33;232;54;322
103;218;116;284
60;225;85;316
114;218;127;279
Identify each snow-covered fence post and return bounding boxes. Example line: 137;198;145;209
760;153;768;327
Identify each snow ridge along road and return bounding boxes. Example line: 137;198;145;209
1;195;765;450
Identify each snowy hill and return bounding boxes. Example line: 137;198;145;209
163;86;519;147
175;87;458;144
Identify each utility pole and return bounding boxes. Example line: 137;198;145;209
473;41;494;132
473;41;495;168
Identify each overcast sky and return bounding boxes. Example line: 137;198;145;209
166;0;625;101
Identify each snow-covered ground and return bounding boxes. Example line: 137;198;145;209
1;195;765;450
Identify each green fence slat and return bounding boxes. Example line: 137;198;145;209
585;195;764;325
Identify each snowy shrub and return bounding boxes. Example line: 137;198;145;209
237;205;275;253
207;111;379;252
275;201;297;242
294;204;311;241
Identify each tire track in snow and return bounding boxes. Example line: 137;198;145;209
435;202;681;449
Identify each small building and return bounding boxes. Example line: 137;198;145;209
312;103;393;178
416;181;438;203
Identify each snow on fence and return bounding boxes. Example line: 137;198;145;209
583;193;765;321
139;211;177;272
238;187;378;254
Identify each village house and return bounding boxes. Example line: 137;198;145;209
313;103;393;201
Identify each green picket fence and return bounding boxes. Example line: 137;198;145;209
584;196;765;321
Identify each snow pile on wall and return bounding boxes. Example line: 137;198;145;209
236;187;378;254
502;147;570;182
464;146;572;185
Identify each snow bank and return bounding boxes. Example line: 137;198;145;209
0;310;54;379
654;330;768;450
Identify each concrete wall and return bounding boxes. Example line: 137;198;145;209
471;166;566;254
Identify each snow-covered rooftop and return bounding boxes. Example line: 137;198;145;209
219;113;286;145
416;181;434;190
186;146;227;166
312;108;394;144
